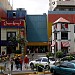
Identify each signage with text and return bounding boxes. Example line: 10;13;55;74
1;20;25;27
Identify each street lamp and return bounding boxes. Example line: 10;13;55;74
48;37;52;52
53;30;59;66
24;40;28;55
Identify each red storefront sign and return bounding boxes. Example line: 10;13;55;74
1;20;25;26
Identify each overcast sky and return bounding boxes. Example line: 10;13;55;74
9;0;49;15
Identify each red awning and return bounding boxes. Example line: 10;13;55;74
62;41;70;47
51;41;55;47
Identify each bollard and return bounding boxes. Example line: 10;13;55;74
7;68;12;75
0;66;4;74
1;67;2;73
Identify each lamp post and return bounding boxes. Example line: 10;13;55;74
53;30;59;66
49;37;52;52
24;40;28;55
54;32;57;66
19;38;25;56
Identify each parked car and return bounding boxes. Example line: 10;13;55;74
29;57;56;70
50;61;75;75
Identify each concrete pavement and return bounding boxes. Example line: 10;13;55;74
0;53;52;75
3;70;51;75
28;53;46;61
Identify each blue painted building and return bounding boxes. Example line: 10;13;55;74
7;8;27;19
26;14;48;53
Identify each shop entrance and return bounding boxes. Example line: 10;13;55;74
61;47;68;54
26;46;48;53
7;46;16;54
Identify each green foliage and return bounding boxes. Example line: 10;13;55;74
15;50;21;54
17;38;25;45
35;64;44;69
56;51;63;58
35;64;44;72
46;52;53;58
68;53;75;58
67;56;74;61
35;64;44;67
61;55;75;61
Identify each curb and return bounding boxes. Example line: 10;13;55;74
11;71;51;75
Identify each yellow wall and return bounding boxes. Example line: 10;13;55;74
47;22;52;40
27;42;48;46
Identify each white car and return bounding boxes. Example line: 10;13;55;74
29;57;55;70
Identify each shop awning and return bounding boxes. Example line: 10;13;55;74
51;41;55;47
62;41;70;47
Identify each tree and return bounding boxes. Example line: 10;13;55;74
56;51;63;58
16;34;26;55
46;52;53;58
56;51;63;63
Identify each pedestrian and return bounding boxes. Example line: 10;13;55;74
27;49;29;54
29;49;31;55
27;48;31;55
19;56;23;71
4;61;7;71
32;53;34;60
24;55;29;69
15;56;20;70
10;58;14;71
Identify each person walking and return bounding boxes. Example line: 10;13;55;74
24;55;29;69
15;56;20;70
10;58;14;71
19;56;23;71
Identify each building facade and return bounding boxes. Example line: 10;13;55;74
48;11;75;53
51;17;74;54
48;0;75;53
0;0;12;18
0;1;49;54
0;9;26;55
0;0;12;10
49;0;75;11
0;0;12;55
26;14;48;53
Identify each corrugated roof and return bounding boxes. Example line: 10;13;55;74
54;17;70;24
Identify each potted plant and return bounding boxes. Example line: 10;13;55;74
35;64;44;72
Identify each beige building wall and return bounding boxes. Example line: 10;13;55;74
1;28;18;40
0;0;12;10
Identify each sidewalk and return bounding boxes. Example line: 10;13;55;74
0;53;51;75
28;53;46;61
